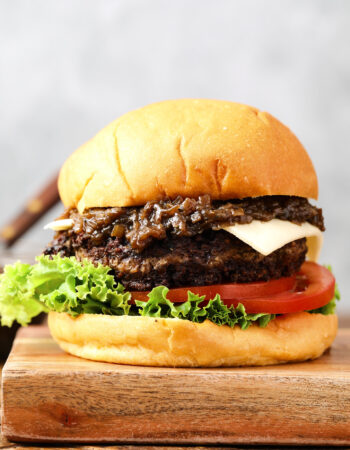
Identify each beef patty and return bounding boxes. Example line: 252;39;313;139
45;229;307;291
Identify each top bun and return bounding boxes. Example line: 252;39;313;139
58;99;318;212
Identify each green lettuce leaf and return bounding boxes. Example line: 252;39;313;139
0;255;340;329
0;262;46;326
0;255;131;326
135;287;275;329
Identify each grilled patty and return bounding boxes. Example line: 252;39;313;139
45;230;307;291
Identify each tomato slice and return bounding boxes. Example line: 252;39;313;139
131;262;335;315
234;262;335;314
132;275;296;303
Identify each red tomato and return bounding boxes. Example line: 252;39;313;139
234;262;335;314
131;262;335;315
132;276;296;302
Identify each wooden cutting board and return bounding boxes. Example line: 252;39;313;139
2;325;350;445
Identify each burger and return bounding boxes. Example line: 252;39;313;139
0;99;339;367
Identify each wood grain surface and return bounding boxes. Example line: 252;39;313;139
1;325;350;447
0;364;245;450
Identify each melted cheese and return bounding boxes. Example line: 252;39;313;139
44;219;74;231
221;219;323;262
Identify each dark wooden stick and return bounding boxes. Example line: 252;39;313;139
0;173;60;248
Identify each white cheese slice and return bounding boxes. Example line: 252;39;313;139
221;219;323;262
44;219;74;231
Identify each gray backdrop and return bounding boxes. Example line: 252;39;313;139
0;0;349;312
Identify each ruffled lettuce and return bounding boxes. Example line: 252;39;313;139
0;262;45;327
0;255;339;329
0;255;131;326
135;286;274;330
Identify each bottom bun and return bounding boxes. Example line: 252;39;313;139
49;312;338;367
48;311;338;367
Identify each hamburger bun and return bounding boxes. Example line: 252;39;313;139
48;311;337;367
58;99;318;213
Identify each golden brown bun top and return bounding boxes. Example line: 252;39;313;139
58;99;318;212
